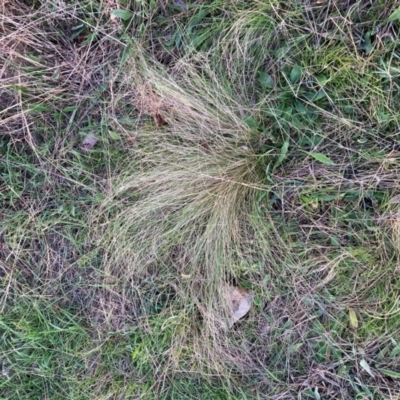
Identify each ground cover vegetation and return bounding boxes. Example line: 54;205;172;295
1;0;400;398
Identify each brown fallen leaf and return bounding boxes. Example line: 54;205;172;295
225;286;253;327
153;112;166;127
80;132;98;152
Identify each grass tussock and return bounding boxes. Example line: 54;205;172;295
96;52;267;374
2;0;400;399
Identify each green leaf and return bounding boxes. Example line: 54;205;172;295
307;152;335;165
71;23;84;31
187;9;207;33
108;131;121;140
359;31;374;55
294;100;306;114
302;389;320;399
348;308;358;329
320;193;343;202
380;369;400;378
304;89;327;102
26;104;52;113
290;64;303;84
387;7;400;22
120;44;134;67
316;75;328;85
265;161;275;183
258;71;274;89
111;9;133;20
243;116;257;128
391;344;400;357
82;32;97;46
274;141;289;170
8;85;27;92
191;30;212;50
63;106;78;112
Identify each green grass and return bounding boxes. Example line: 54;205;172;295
1;0;400;398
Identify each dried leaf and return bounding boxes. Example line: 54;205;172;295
348;307;358;329
153;113;166;127
225;286;253;327
173;0;188;12
2;362;10;378
110;9;133;21
389;195;400;204
80;133;98;152
360;359;375;378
